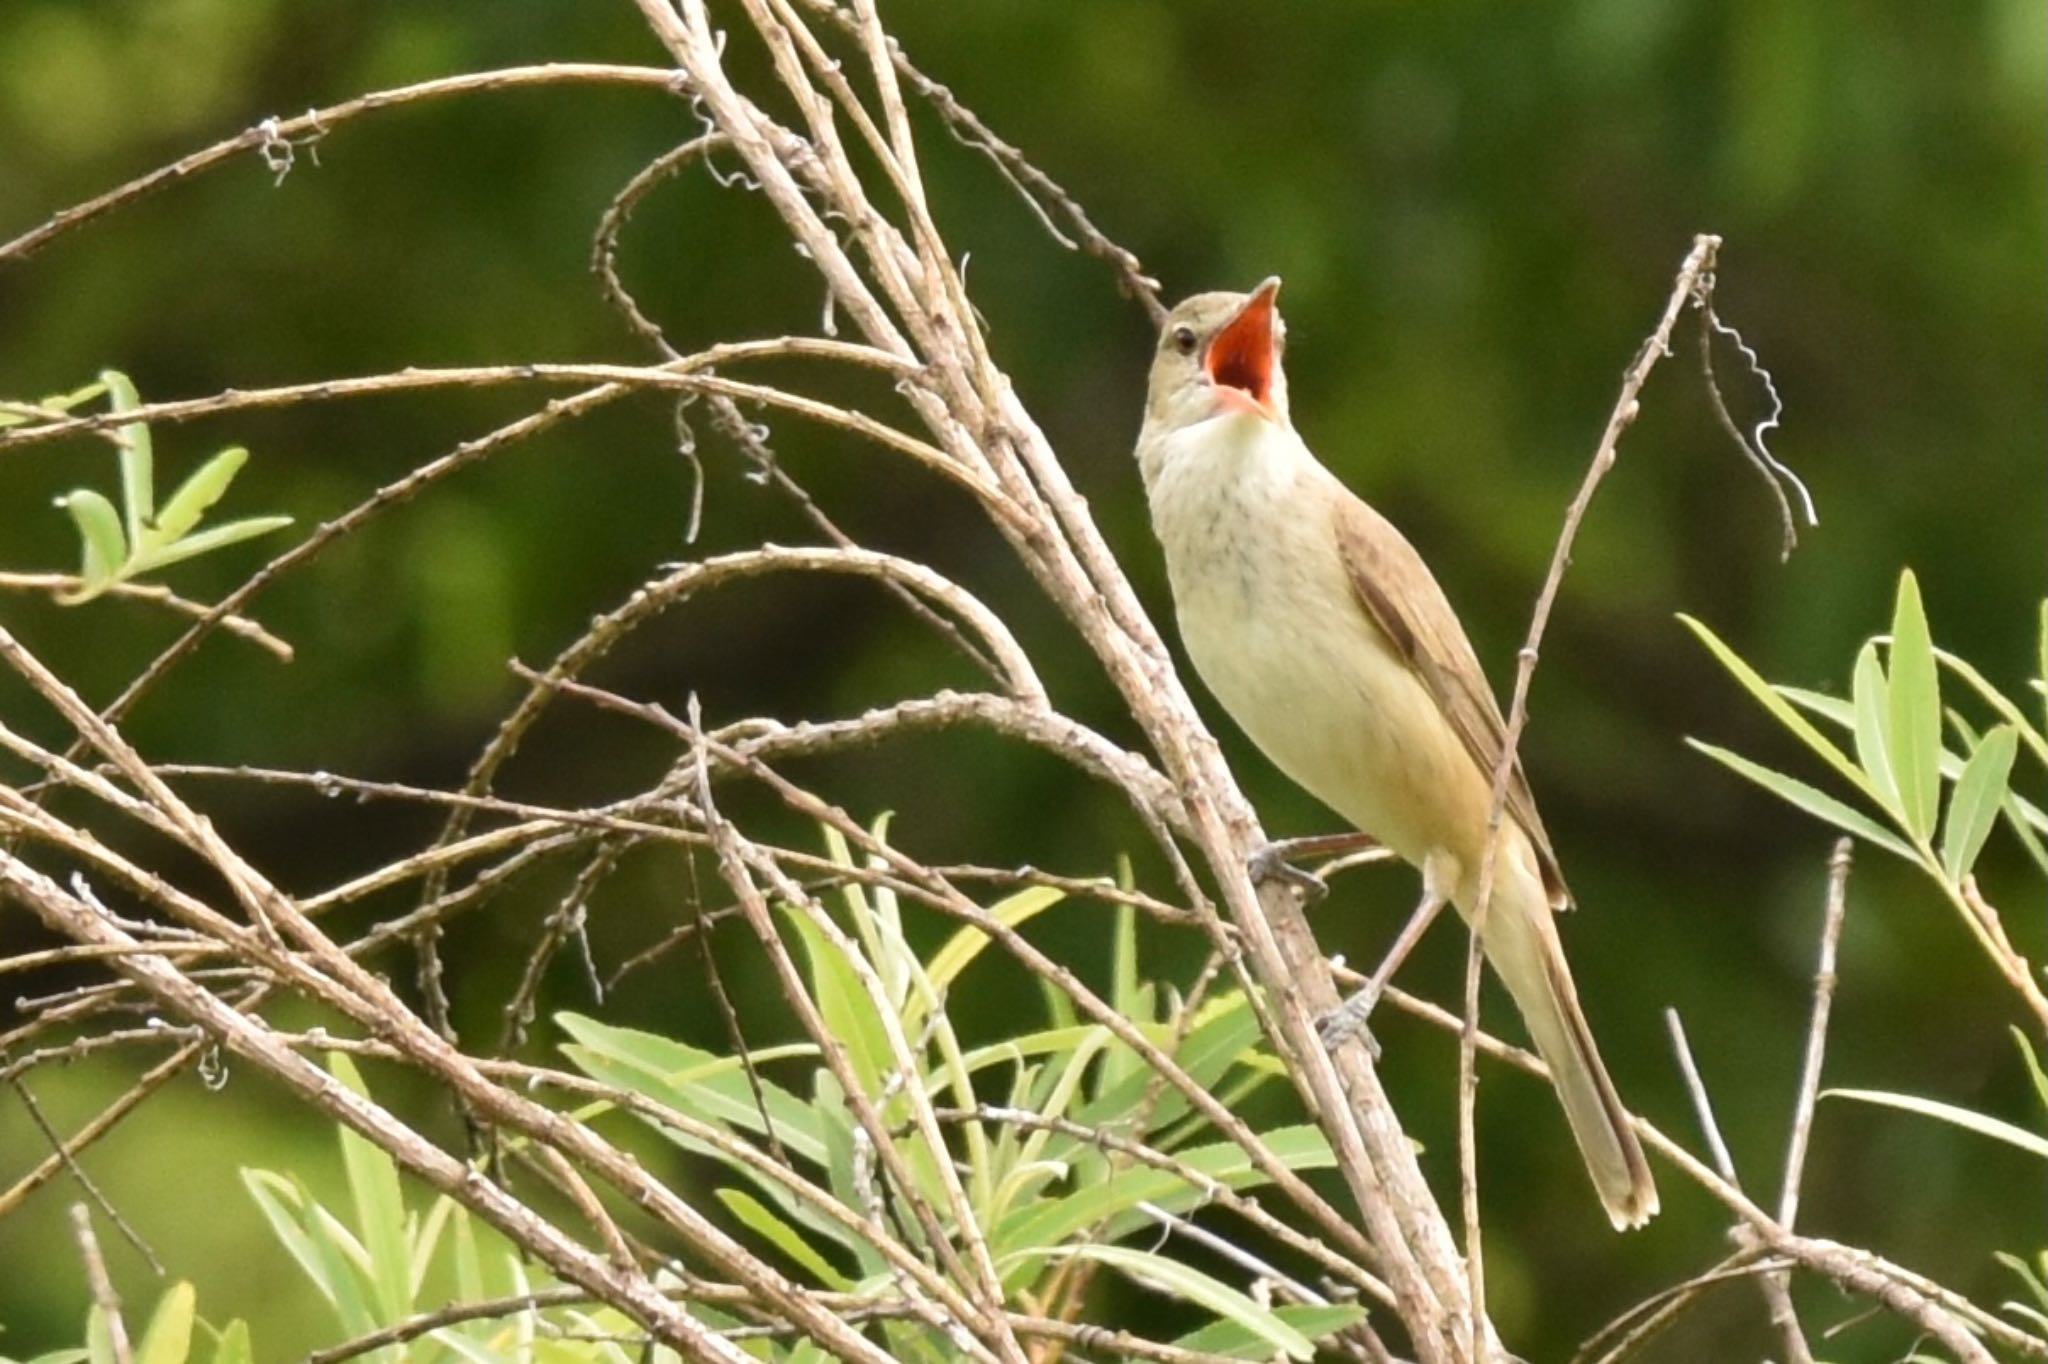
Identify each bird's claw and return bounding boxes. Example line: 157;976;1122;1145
1316;984;1384;1059
1248;841;1329;903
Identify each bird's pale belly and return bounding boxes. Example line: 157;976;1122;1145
1173;548;1494;885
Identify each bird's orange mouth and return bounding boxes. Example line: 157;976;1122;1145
1205;279;1281;419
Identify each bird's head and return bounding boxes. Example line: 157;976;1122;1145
1143;278;1290;431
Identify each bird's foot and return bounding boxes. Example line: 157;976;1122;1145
1248;840;1331;903
1247;833;1385;905
1316;982;1384;1059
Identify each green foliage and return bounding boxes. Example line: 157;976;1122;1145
4;370;293;604
556;820;1347;1360
1683;569;2047;889
7;827;1347;1363
1;1279;234;1364
1689;567;2048;1350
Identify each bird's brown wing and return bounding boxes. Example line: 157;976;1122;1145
1332;492;1573;908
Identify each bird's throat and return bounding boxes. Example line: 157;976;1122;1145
1205;294;1277;418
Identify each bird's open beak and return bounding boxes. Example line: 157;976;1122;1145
1205;277;1282;420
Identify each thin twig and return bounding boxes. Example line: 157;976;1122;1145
0;65;686;264
1664;1008;1739;1185
0;574;292;659
69;1204;132;1364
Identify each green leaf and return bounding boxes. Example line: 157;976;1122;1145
241;1171;335;1303
129;515;293;573
240;1169;377;1338
1685;740;1916;860
0;378;105;428
1850;643;1900;817
1031;1244;1316;1360
330;1053;414;1322
1075;991;1267;1138
1102;900;1143;1091
1174;1304;1369;1360
1942;724;2018;882
101;370;153;551
206;1321;251;1364
781;904;892;1100
1934;643;2048;769
996;1126;1331;1259
1776;685;1852;729
715;1188;852;1289
150;446;249;548
1886;570;1942;840
303;1200;381;1338
1998;1245;2048;1310
908;885;1065;1035
408;1195;456;1301
2039;598;2047;735
133;1283;196;1364
1824;1086;2048;1160
56;490;127;603
555;1014;825;1161
85;1309;114;1364
1679;615;1876;799
2015;1029;2048;1121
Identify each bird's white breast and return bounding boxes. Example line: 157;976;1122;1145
1142;414;1485;875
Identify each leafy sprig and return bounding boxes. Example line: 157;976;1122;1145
33;370;292;605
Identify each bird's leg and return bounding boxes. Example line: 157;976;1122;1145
1247;832;1385;904
1319;882;1451;1056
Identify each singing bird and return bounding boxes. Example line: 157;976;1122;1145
1135;278;1658;1229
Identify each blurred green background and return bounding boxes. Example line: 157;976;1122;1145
1;1;2042;1359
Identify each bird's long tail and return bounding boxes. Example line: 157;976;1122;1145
1475;863;1658;1230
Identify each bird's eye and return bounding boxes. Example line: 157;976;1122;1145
1171;326;1198;356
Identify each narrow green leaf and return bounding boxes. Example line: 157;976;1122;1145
1679;615;1876;799
2039;598;2047;736
85;1308;115;1364
2014;1029;2048;1121
996;1126;1332;1258
1933;642;2048;769
555;1013;825;1159
715;1188;852;1289
1824;1086;2048;1160
452;1204;487;1305
1886;570;1942;840
0;378;105;428
56;490;127;602
1174;1304;1369;1361
1996;1250;2048;1315
1942;725;2017;882
1102;900;1143;1090
303;1200;381;1337
133;1283;196;1364
129;515;293;574
1850;643;1901;817
781;905;891;1100
2004;794;2048;878
408;1194;456;1300
330;1053;413;1322
240;1171;339;1306
1686;740;1916;860
909;885;1065;1034
149;446;249;548
1074;991;1267;1137
1776;685;1853;730
101;370;153;550
206;1321;251;1364
1033;1244;1316;1360
1010;1029;1114;1185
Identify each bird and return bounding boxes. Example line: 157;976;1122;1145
1133;277;1658;1229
